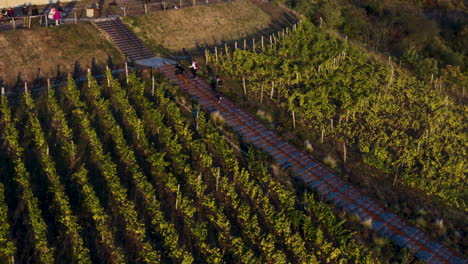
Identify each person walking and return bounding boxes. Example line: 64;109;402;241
53;7;61;25
189;60;199;80
215;75;223;103
7;7;14;18
48;7;56;25
31;5;39;16
57;3;64;24
22;4;30;16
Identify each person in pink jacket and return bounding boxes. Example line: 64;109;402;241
53;7;61;25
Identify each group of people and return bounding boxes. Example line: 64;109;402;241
20;4;40;16
0;4;63;26
176;60;224;102
47;4;65;26
0;5;39;20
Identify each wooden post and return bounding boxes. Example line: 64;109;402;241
175;184;180;209
12;18;16;30
180;0;182;7
106;66;111;87
261;36;264;49
242;76;246;96
87;69;92;88
286;27;289;35
345;35;348;42
193;0;195;5
243;39;246;50
224;42;228;54
320;17;323;28
343;143;347;162
163;2;167;9
321;126;324;143
151;74;155;96
144;4;148;14
123;6;127;16
292;110;296;128
74;12;77;24
125;62;129;84
45;15;48;27
269;35;272;46
23;17;26;28
47;79;51;91
252;38;255;50
330;118;334;129
24;82;28;93
270;81;274;98
215;46;218;61
205;49;208;65
234;41;237;49
260;84;264;103
273;34;276;44
1;87;4;96
282;28;285;36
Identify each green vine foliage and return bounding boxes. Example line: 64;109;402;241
214;20;467;209
0;71;380;262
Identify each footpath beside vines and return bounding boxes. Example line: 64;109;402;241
210;20;467;210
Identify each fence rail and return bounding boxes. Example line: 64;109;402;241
1;0;236;31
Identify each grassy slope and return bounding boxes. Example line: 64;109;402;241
123;0;288;52
0;23;122;85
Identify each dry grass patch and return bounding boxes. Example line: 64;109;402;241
0;23;122;85
124;0;272;51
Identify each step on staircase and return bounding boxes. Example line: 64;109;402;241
157;64;467;264
94;18;154;61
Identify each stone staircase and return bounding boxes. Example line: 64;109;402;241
93;18;154;61
156;64;467;264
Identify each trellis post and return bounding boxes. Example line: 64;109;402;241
87;69;92;88
343;143;347;162
292;110;296;128
242;76;246;96
125;62;129;84
151;73;155;96
270;81;274;98
260;84;264;103
106;66;111;87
